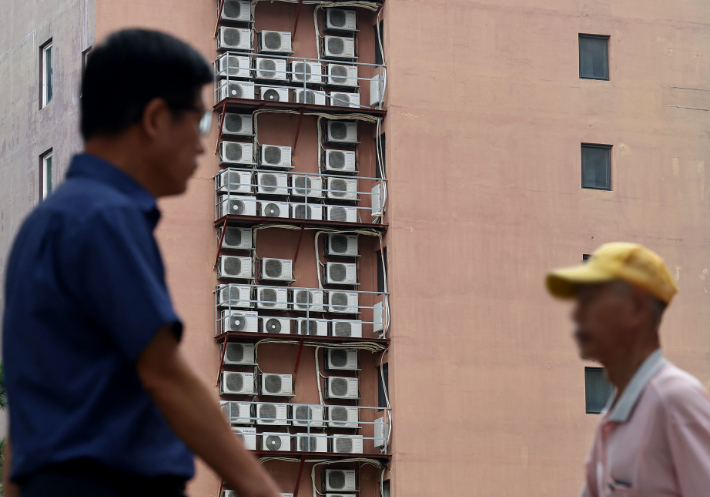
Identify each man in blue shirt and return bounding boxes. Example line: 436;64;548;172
2;30;281;497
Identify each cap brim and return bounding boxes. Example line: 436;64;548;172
546;264;616;299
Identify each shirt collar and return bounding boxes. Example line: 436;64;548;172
605;349;666;423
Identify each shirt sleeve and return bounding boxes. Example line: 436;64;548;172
63;207;182;361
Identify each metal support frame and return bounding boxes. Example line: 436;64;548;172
292;0;305;35
214;103;227;155
214;218;229;270
293;456;306;496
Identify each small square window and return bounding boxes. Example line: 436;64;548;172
585;367;614;414
581;144;611;190
579;34;609;80
378;363;389;411
41;41;53;108
41;150;53;200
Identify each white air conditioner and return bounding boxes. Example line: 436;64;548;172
329;91;360;108
220;0;252;22
257;172;289;195
332;435;363;454
259;258;293;282
373;300;383;334
290;203;323;221
220;371;255;395
218;226;253;251
293;88;327;106
325;8;357;31
323;469;357;492
371;184;382;217
290;61;323;84
215;54;252;80
216;80;256;103
327;405;359;428
223;342;256;365
260;145;292;169
218;195;258;218
325;376;358;400
259;31;292;54
258;86;289;102
326;348;358;371
326;64;358;87
325;234;358;257
325;205;357;224
326;177;358;201
216;169;253;195
296;318;328;336
261;433;291;451
330;319;362;338
220;310;259;334
221;113;253;137
370;75;383;107
259;316;291;334
256;403;289;425
220;401;253;425
325;262;357;285
296;433;328;453
323;149;356;173
259;200;289;219
327;291;358;314
256;286;289;310
217;27;253;51
217;255;253;280
261;373;293;396
255;57;288;81
290;175;324;198
232;427;257;450
323;36;355;59
216;284;253;309
291;404;325;427
219;141;255;166
374;416;388;449
291;289;325;312
325;121;357;144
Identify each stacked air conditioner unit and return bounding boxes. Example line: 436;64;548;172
290;61;323;84
232;427;257;451
223;492;294;497
290;175;324;198
220;371;255;395
255;57;288;81
216;169;253;194
216;80;256;104
327;405;359;428
219;0;252;23
256;403;289;425
258;31;293;54
221;113;253;137
215;54;252;79
291;404;325;428
327;291;358;314
295;433;328;453
259;258;293;282
222;342;256;365
258;86;289;102
220;401;253;425
323;149;356;173
260;373;293;396
325;205;358;223
325;234;358;257
218;195;258;218
217;27;253;51
326;64;358;87
219;141;255;166
324;8;357;32
220;310;258;334
332;435;363;454
329;91;360;108
325;348;358;371
259;316;291;334
217;255;252;280
373;300;384;334
256;171;289;196
325;121;358;144
322;469;357;493
260;145;292;169
325;376;359;400
324;262;358;286
293;88;326;106
326;177;358;201
290;203;323;221
259;200;290;219
323;36;356;59
295;318;328;336
216;284;253;309
330;319;363;338
218;226;253;250
256;286;289;310
260;433;291;452
291;289;325;312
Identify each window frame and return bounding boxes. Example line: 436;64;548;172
581;143;612;191
585;367;614;414
40;149;54;200
579;34;610;81
40;40;54;108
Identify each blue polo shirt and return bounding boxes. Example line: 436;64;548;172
2;153;194;481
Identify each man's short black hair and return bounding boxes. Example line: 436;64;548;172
81;29;213;141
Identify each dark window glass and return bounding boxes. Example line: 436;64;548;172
583;254;591;262
581;144;611;190
377;247;388;293
378;363;389;410
375;21;384;65
585;367;614;414
382;480;391;497
579;35;609;80
376;133;385;179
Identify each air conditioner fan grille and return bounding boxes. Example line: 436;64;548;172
264;32;282;50
224;257;242;276
259;403;277;421
335;437;353;453
329;263;347;282
329;206;347;222
264;435;282;451
263;203;281;217
260;288;277;306
224;115;244;132
258;59;277;78
225;343;244;362
226;373;244;392
328;37;345;55
264;259;283;278
264;318;282;333
330;349;348;368
223;28;242;47
264;146;282;164
328;471;346;490
331;377;349;396
225;142;243;161
261;174;278;192
333;322;352;337
264;375;283;393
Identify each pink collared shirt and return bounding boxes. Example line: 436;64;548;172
581;350;710;497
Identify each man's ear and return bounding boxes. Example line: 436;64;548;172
140;98;171;140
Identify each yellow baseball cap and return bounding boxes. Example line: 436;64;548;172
546;242;678;304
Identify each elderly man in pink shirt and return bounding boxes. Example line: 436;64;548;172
547;242;710;497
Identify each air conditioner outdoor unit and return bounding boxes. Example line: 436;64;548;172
323;469;357;492
291;289;325;312
260;374;293;396
290;203;323;221
257;172;289;196
293;88;326;106
260;433;291;452
326;64;358;87
259;316;291;334
324;262;357;286
218;195;258;218
217;255;253;280
217;27;253;51
329;91;360;108
220;310;259;334
325;205;357;224
256;286;289;310
258;31;293;54
326;349;358;371
219;142;255;166
222;113;254;137
332;435;363;454
216;80;256;103
296;318;328;336
323;36;355;59
326;177;358;201
256;403;289;425
373;300;383;334
327;291;358;314
218;226;253;251
374;416;388;449
220;401;253;425
215;54;252;80
260;145;292;169
290;61;323;84
327;405;359;428
325;234;358;257
217;284;253;309
325;121;357;144
259;200;289;219
219;0;252;22
222;342;256;365
290;175;324;198
258;86;289;102
330;319;362;338
220;371;255;395
216;170;253;195
296;433;328;453
291;404;325;427
323;149;356;173
232;427;257;451
370;75;383;107
371;184;382;217
325;376;359;400
255;57;288;81
259;258;293;282
324;8;357;31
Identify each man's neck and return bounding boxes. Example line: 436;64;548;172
603;344;660;406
